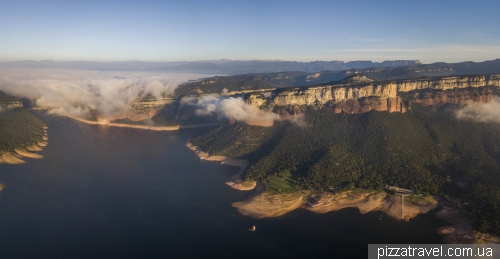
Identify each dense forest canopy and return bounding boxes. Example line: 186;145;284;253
192;104;500;235
0;91;45;152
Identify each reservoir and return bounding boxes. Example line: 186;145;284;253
0;114;447;258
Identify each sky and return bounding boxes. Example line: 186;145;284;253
1;0;500;63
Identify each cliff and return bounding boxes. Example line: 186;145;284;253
269;74;500;107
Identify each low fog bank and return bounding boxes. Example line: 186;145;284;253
0;68;207;119
456;96;500;123
182;94;280;123
182;91;306;126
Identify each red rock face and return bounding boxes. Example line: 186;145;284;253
408;89;493;106
327;89;493;114
330;96;407;114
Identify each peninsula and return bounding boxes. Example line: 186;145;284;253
0;91;47;165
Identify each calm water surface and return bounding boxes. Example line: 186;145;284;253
0;114;447;258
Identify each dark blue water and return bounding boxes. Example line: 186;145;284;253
0;114;447;258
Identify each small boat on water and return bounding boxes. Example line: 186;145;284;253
249;225;256;231
379;213;384;220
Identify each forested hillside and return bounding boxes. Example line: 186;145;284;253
0;91;21;103
192;104;500;235
0;91;45;152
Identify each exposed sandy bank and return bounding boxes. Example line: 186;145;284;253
68;116;220;131
14;149;43;159
233;187;308;218
226;180;257;191
185;142;255;191
0;145;47;165
0;182;4;192
232;188;438;220
307;190;438;221
26;145;43;152
0;152;26;164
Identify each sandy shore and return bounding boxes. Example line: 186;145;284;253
307;190;438;220
0;140;47;165
232;188;439;221
68;116;220;131
185;142;256;191
14;149;43;159
25;145;43;152
0;152;26;164
233;188;308;218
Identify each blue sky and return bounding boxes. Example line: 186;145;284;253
1;0;500;63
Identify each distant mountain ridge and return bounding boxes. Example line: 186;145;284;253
174;59;500;95
0;59;421;74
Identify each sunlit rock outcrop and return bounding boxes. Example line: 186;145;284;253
265;74;500;114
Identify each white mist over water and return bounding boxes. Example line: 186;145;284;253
0;68;206;119
0;67;301;124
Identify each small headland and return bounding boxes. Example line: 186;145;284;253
0;126;48;165
232;188;439;220
185;142;256;191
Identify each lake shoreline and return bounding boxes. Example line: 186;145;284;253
185;142;255;190
67;115;220;131
185;142;500;244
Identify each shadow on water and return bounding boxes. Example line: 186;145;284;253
0;113;447;259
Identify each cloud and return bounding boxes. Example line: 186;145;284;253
183;95;280;122
0;68;205;119
455;97;500;123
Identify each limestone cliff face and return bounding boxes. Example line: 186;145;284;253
397;75;489;92
270;74;500;107
271;82;399;106
246;94;267;107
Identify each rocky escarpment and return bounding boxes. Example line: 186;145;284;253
269;74;500;107
239;74;500;115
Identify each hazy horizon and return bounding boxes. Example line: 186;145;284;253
1;58;498;63
2;1;500;63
